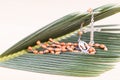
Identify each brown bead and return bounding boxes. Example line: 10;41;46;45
88;47;96;54
78;31;83;36
47;47;54;51
66;42;72;46
54;41;60;44
68;48;73;52
39;51;44;54
49;38;54;42
55;48;61;52
61;48;67;52
94;43;100;47
41;44;47;49
55;51;61;55
71;45;75;49
73;43;78;47
27;46;33;51
99;44;106;49
88;47;93;52
36;40;41;45
104;47;108;51
61;46;66;49
66;46;70;49
87;8;92;13
60;42;66;46
56;45;61;48
44;50;49;53
33;50;38;54
50;51;55;54
51;44;56;47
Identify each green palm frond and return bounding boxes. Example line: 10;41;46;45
0;4;120;77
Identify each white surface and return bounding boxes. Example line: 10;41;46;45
0;0;120;80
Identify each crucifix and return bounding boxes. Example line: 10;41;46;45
85;8;101;45
77;8;101;54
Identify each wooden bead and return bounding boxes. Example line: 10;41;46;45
73;43;78;47
66;46;70;49
66;42;72;46
88;47;93;52
94;43;100;47
39;51;44;54
78;31;83;36
44;50;49;53
55;51;61;55
50;51;55;54
47;47;54;51
51;44;56;47
55;48;61;52
61;46;66;49
70;45;75;49
41;44;47;49
99;44;106;49
104;47;108;51
27;46;33;51
33;50;38;54
60;42;66;46
54;41;60;44
56;45;61;48
87;8;92;13
68;48;73;52
61;48;67;52
49;38;54;42
88;47;96;54
36;40;41;45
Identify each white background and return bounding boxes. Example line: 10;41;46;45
0;0;120;80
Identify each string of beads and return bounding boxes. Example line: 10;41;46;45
27;36;108;55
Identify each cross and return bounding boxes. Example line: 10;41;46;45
83;8;101;45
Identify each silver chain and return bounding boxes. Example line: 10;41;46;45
89;10;95;45
78;22;84;42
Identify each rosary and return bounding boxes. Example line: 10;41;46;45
27;9;108;55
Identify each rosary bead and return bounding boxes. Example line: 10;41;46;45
56;45;61;48
88;47;96;54
104;47;108;51
61;48;67;52
50;51;55;54
55;51;61;55
27;46;33;52
33;50;38;54
41;44;47;49
36;40;41;45
66;42;72;46
68;48;73;52
39;51;44;54
73;43;78;47
60;42;66;46
99;44;106;49
94;43;100;47
87;8;92;13
47;47;54;51
78;31;83;36
44;50;49;53
55;48;61;52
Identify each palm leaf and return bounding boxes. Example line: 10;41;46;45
0;4;120;77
